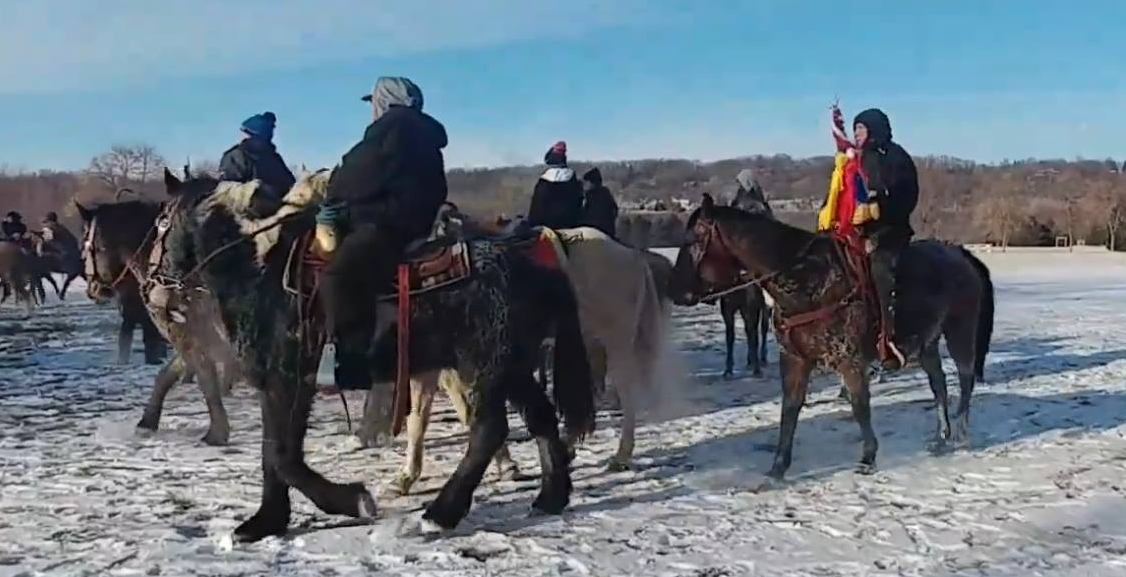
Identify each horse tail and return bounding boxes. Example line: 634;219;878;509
541;268;597;442
960;247;994;381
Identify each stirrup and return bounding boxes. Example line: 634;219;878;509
881;341;906;370
316;343;336;388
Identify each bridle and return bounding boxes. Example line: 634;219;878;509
83;213;158;294
687;212;812;301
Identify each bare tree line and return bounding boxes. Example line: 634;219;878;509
2;145;1125;250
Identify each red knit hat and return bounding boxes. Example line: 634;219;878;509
551;141;567;155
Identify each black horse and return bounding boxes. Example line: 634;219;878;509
714;286;770;378
671;195;993;479
157;172;595;542
77;200;168;365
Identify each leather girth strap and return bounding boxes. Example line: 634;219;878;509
391;264;412;436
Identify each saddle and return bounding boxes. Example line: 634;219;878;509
386;237;472;299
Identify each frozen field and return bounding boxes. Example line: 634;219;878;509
2;248;1125;576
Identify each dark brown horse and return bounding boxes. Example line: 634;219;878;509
79;193;237;445
33;227;84;300
77;200;167;365
712;286;770;378
670;194;993;479
0;241;36;313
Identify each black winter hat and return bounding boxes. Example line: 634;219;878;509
853;108;892;146
582;167;603;185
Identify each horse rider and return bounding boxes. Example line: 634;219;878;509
39;211;81;261
730;168;775;218
2;211;29;246
527;141;583;230
219;111;297;195
317;76;449;390
580;167;619;238
853;108;919;369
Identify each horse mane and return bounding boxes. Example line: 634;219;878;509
199;169;333;263
707;204;826;270
85;198;163;214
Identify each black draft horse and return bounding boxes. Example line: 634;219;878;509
157;172;595;541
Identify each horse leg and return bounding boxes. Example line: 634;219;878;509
117;314;135;364
33;277;48;304
943;317;978;446
608;362;638;472
721;298;737;378
919;341;952;444
141;316;167;365
60;272;78;300
391;372;438;495
423;382;508;529
507;371;572;515
41;275;59;301
767;352;813;480
759;304;770;364
840;364;879;472
193;355;231;446
235;382;374;542
439;369;522;481
137;353;187;432
743;300;762;377
357;381;394;448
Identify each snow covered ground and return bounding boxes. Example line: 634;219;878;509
2;249;1126;577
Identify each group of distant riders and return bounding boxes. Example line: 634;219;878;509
1;210;81;263
4;75;918;377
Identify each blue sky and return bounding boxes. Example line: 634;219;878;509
1;0;1124;171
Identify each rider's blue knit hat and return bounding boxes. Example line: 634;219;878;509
240;112;276;141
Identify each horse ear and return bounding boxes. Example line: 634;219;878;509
75;201;92;222
701;193;716;211
164;167;182;195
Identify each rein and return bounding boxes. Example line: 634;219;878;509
693;218;814;301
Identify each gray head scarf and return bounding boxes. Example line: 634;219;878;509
364;76;424;120
735;168;758;193
731;168;773;217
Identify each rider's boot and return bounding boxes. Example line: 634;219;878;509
871;248;906;370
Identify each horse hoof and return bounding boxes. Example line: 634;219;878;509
927;440;952;456
766;467;787;481
856;462;877;476
136;418;158;432
388;473;417;496
357;491;378;519
422;501;467;531
607;459;631;473
751;369;763;379
531;488;570;515
201;430;230;447
722;371;735;381
233;512;289;543
496;466;529;483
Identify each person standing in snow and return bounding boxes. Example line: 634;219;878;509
580;167;619;238
527;141;583;230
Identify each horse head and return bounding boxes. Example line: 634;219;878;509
78;197;163;303
669;193;744;306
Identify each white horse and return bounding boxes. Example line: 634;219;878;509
366;226;672;495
